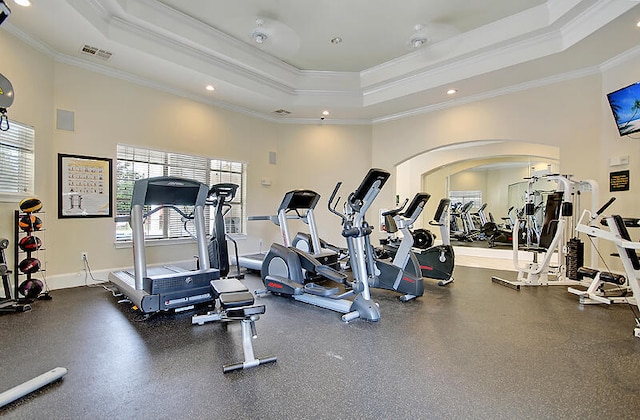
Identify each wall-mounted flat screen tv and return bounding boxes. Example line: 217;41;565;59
606;81;640;137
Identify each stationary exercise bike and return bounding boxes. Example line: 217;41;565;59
381;198;455;287
260;168;390;322
415;198;456;286
362;193;429;301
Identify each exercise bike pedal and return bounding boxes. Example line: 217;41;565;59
304;282;340;297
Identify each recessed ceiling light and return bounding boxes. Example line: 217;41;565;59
447;89;457;95
14;0;30;6
322;110;330;116
205;85;215;91
637;20;640;28
330;37;342;45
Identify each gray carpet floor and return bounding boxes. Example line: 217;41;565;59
1;266;639;419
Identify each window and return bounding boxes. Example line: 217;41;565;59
449;190;482;210
0;120;35;197
115;144;246;242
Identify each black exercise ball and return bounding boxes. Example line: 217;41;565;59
18;235;42;252
18;278;43;299
18;257;41;274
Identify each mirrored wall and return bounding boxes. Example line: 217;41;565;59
395;140;560;250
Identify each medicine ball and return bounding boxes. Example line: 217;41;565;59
18;257;41;274
18;235;42;252
19;197;43;213
18;215;43;232
18;278;44;299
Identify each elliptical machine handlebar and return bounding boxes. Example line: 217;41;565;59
342;226;373;238
206;183;238;205
328;182;348;223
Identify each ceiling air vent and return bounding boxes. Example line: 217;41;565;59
273;109;291;116
80;44;113;61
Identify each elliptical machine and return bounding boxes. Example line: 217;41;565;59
260;168;390;322
206;183;243;279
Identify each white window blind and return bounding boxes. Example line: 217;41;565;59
0;120;35;196
449;190;482;210
116;144;246;241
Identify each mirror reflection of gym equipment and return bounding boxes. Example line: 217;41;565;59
423;155;560;250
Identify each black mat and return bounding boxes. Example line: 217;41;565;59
1;266;639;419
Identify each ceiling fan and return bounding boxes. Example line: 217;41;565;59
246;16;301;58
407;22;460;50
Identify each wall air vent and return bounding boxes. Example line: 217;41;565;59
273;109;291;115
80;44;113;60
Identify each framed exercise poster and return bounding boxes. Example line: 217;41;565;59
58;153;113;218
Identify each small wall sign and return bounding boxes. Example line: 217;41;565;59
609;170;630;192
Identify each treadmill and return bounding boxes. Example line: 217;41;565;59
109;176;219;314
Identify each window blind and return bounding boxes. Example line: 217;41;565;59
116;144;245;241
0;120;35;196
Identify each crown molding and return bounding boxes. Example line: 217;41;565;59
1;23;57;57
373;65;601;124
6;20;636;127
4;0;640;126
600;43;640;72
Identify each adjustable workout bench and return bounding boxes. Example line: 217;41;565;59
192;279;276;373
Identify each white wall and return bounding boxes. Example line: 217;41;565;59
0;31;372;288
274;124;372;246
0;31;55;281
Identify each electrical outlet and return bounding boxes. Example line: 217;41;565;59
80;252;88;261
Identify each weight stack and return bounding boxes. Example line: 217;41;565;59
565;238;584;280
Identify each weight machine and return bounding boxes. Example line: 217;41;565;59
492;174;598;289
573;198;640;338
